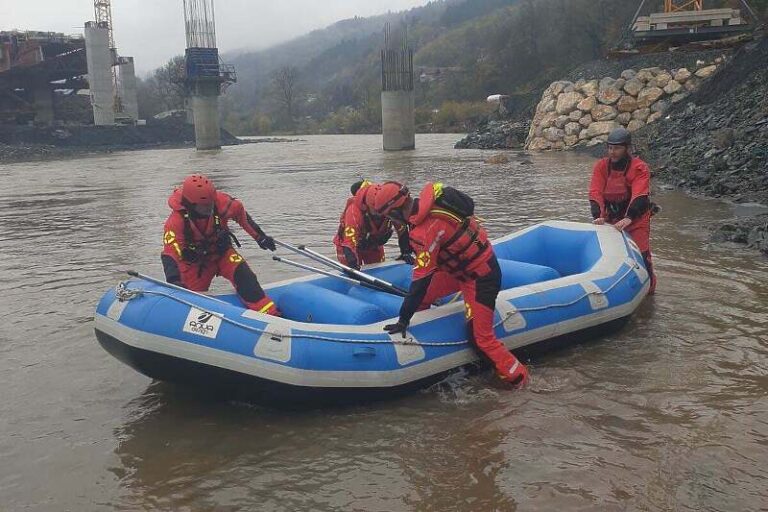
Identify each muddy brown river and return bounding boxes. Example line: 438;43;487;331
1;134;766;511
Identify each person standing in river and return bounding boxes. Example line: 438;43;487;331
589;127;657;294
333;179;413;270
161;173;281;315
369;181;530;387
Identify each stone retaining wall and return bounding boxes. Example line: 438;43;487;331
525;58;724;150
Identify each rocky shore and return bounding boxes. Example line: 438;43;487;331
635;36;768;255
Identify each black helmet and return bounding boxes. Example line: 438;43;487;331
607;127;632;146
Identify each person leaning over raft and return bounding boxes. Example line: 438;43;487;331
161;173;281;316
332;179;413;270
589;127;658;294
367;181;529;388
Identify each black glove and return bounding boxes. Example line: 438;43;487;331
396;253;415;265
383;321;408;338
257;235;276;252
342;247;360;270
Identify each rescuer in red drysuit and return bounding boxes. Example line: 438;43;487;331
589;127;657;294
332;179;414;270
369;181;529;387
161;174;280;315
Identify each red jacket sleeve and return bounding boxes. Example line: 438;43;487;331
340;204;365;258
162;214;186;263
226;197;266;241
628;160;651;202
588;159;608;218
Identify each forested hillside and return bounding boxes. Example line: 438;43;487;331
138;0;766;135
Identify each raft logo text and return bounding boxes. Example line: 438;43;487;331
183;307;222;339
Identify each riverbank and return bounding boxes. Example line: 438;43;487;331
0;124;300;163
635;36;768;255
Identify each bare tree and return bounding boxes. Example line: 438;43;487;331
154;55;187;111
272;66;299;127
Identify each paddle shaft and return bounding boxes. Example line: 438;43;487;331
273;256;400;294
299;246;409;297
274;240;408;297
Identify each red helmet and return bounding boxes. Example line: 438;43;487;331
369;181;410;217
181;174;216;216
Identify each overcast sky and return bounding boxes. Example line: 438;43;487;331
3;0;432;74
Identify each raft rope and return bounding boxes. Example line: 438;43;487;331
113;262;641;347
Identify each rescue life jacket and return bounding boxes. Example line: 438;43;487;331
335;186;392;249
411;183;492;281
602;157;633;222
181;196;240;261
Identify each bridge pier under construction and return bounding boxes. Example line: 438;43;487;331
381;23;415;151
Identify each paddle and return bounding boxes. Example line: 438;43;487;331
273;239;409;297
272;256;405;296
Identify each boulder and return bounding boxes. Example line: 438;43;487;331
539;112;559;129
671;92;689;103
564;135;580;146
617;112;632;125
550;81;571;97
556;91;584;115
538;97;556;113
663;80;683;95
620;69;637;80
579;128;589;140
579;114;593;127
579;79;599;97
569;109;583;122
627;119;645;132
577;96;597;112
635;69;654;83
599;77;617;90
695;65;717;78
652;72;672;89
637;87;664;109
597;87;622;105
647;111;663;124
565;122;581;137
641;66;663;75
614;78;627;90
563;83;576;93
617;95;638;113
623;78;645;97
527;137;552;151
484;153;510;164
591;104;618;121
543;127;565;142
632;108;651;121
586;121;619;138
673;68;692;83
554;115;569;129
650;100;668;114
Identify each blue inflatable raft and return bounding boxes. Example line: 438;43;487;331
94;221;651;403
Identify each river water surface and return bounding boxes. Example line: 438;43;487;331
1;134;766;511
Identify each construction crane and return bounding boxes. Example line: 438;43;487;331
664;0;704;12
93;0;123;114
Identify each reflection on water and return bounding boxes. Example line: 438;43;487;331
1;135;766;511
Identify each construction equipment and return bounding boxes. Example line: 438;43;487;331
611;0;758;56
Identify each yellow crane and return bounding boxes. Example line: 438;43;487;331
93;0;123;114
664;0;704;12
